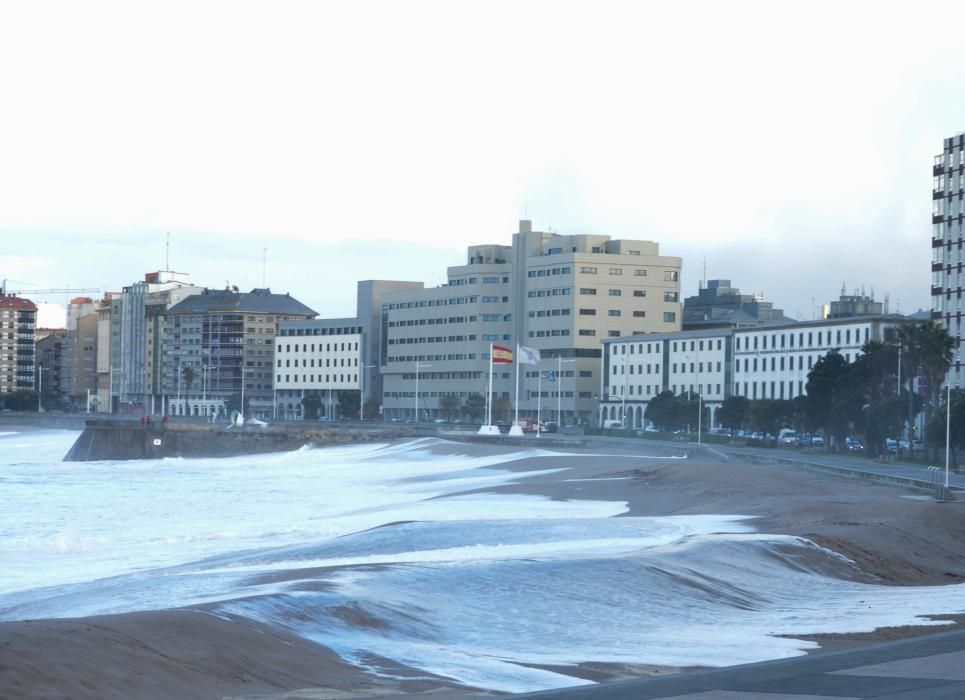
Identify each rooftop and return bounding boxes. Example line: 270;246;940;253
166;288;317;317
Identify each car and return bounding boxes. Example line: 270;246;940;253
543;421;559;433
778;429;798;445
845;436;864;451
602;420;624;429
885;438;897;454
811;435;825;446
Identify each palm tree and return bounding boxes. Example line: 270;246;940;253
181;365;196;394
898;321;954;454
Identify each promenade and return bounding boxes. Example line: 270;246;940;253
511;628;965;700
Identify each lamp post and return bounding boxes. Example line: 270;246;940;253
239;366;253;423
414;361;431;422
36;365;47;413
360;363;377;421
557;357;575;427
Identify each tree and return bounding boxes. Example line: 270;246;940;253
301;393;322;420
363;394;381;419
747;399;795;440
716;395;750;431
439;394;461;422
805;351;851;444
181;365;196;394
644;391;678;431
899;321;954;457
463;393;486;422
338;390;361;419
225;392;249;417
492;394;512;423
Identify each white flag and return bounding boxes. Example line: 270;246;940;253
518;345;541;365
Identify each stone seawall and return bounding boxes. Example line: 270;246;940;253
63;420;421;462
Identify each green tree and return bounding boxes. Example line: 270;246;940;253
301;393;322;420
225;392;249;417
463;393;486;422
439;394;461;422
338;390;361;419
716;395;750;431
899;321;954;457
363;394;381;419
748;399;795;441
805;350;851;444
181;365;196;394
492;394;512;422
644;390;678;431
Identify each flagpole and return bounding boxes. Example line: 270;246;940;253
514;343;520;429
557;356;562;426
537;368;542;439
487;343;493;426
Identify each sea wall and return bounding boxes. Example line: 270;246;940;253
63;420;420;462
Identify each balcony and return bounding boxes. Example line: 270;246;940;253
933;286;945;296
934;262;946;272
933;214;946;224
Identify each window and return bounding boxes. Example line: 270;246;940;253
633;290;646;297
633;310;646;317
579;329;596;336
609;268;622;275
579;308;597;315
663;292;679;302
634;269;647;277
608;289;622;296
664;271;679;281
580;288;597;295
608;310;621;316
663;312;676;322
608;330;621;337
580;266;597;274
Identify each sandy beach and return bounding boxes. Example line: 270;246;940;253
3;440;965;699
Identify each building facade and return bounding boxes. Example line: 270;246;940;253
682;279;793;330
163;287;316;418
112;271;204;413
0;294;37;396
380;220;683;423
600;315;911;428
274;319;363;420
932;133;965;387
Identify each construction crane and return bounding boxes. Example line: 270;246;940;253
1;279;101;297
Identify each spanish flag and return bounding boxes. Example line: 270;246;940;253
492;345;514;364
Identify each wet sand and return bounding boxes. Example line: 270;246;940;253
4;441;965;699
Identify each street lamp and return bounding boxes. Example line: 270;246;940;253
36;365;48;413
414;361;431;422
557;357;575;427
360;363;377;421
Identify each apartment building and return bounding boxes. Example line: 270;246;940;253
380;220;683;423
111;271;204;413
163;287;316;418
600;315;910;428
0;293;37;396
274;319;363;419
932;132;965;387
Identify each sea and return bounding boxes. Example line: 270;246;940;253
3;429;965;693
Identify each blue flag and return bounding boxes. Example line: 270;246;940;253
542;371;557;382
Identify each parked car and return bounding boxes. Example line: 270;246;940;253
811;435;825;447
778;429;798;445
602;420;624;429
885;438;898;454
845;436;864;451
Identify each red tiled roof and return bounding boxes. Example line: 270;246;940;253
0;294;37;310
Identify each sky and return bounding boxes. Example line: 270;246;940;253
3;0;965;328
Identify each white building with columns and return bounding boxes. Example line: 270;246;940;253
599;315;913;429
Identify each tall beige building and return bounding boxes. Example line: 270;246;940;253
380;220;682;424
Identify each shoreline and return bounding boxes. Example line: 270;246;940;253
4;440;965;698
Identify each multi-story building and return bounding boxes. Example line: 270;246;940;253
380;220;683;423
95;294;115;412
274;318;363;420
36;331;67;407
164;287;316;418
0;293;37;396
932;132;965;386
112;271;204;413
682;279;793;330
600;315;911;428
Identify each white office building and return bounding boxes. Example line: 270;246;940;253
932;132;965;386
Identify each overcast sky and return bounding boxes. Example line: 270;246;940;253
3;1;965;327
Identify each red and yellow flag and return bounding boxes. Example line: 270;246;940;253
492;345;513;364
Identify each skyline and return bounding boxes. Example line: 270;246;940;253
4;1;965;326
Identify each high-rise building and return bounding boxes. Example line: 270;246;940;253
932;133;965;385
164;287;317;418
111;272;204;413
682;279;793;330
0;293;37;396
379;220;683;424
